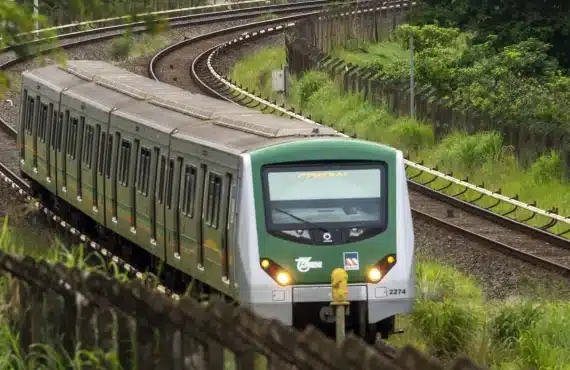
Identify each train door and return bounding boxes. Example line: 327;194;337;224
35;99;53;192
178;160;199;275
222;171;237;290
20;90;38;177
134;143;154;252
200;167;225;285
78;120;102;223
163;155;183;264
49;108;63;197
154;151;168;260
115;132;135;242
57;109;70;200
96;128;111;227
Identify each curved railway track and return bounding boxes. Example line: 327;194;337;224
147;5;570;279
0;1;350;300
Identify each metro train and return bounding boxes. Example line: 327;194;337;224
17;60;415;342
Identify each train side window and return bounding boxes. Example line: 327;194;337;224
98;132;106;175
157;155;166;204
52;112;63;151
66;117;78;159
25;96;35;135
137;147;151;196
105;134;113;178
82;124;94;168
205;173;222;229
38;103;48;143
165;159;174;209
118;139;131;187
182;165;197;218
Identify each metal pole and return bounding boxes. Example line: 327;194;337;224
409;34;415;119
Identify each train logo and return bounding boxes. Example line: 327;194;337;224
295;257;323;272
343;252;360;271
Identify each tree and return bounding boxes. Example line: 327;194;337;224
409;0;570;71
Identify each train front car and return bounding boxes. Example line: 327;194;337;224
237;137;415;343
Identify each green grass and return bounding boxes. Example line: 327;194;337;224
386;255;570;369
230;46;570;236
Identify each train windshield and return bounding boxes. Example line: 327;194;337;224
262;162;388;237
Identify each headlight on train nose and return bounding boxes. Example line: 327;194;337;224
260;258;294;286
276;271;292;286
367;267;382;283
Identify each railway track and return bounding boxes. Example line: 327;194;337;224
0;1;349;300
147;5;570;279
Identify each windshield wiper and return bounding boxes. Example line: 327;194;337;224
273;208;329;232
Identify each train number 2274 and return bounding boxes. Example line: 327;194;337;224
389;288;406;296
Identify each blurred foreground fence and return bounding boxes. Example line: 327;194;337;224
0;248;486;369
285;4;570;176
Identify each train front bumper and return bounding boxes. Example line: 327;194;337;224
242;283;414;326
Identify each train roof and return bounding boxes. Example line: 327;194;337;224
23;60;342;154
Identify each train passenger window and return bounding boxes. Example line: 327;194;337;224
118;140;131;187
157;155;166;204
137;147;151;196
66;117;78;159
51;112;63;151
98;132;106;175
165;159;174;209
25;96;35;135
82;125;94;168
205;173;222;229
182;165;197;218
105;134;113;178
38;103;48;143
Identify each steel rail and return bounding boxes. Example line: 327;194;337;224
0;0;324;53
179;8;570;277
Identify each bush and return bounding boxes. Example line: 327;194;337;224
430;131;503;174
490;299;542;348
389;118;435;155
412;261;484;357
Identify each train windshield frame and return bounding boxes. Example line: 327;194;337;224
261;161;388;245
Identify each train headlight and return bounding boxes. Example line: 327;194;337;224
367;254;397;284
367;267;382;283
276;271;292;286
260;258;295;286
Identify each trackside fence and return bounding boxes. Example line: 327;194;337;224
2;248;484;369
284;9;570;177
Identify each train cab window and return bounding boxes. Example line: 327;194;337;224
157;155;166;204
118;139;131;187
82;125;94;168
165;159;174;209
205;173;222;229
137;147;151;196
182;165;197;218
66;117;78;159
38;103;48;143
24;96;35;135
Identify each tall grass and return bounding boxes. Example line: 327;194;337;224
231;46;570;235
0;215;129;369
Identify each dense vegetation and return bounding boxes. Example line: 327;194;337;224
409;0;570;72
338;25;570;145
231;46;570;233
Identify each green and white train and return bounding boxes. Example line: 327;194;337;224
18;60;415;342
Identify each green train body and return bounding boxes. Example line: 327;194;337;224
18;61;415;341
